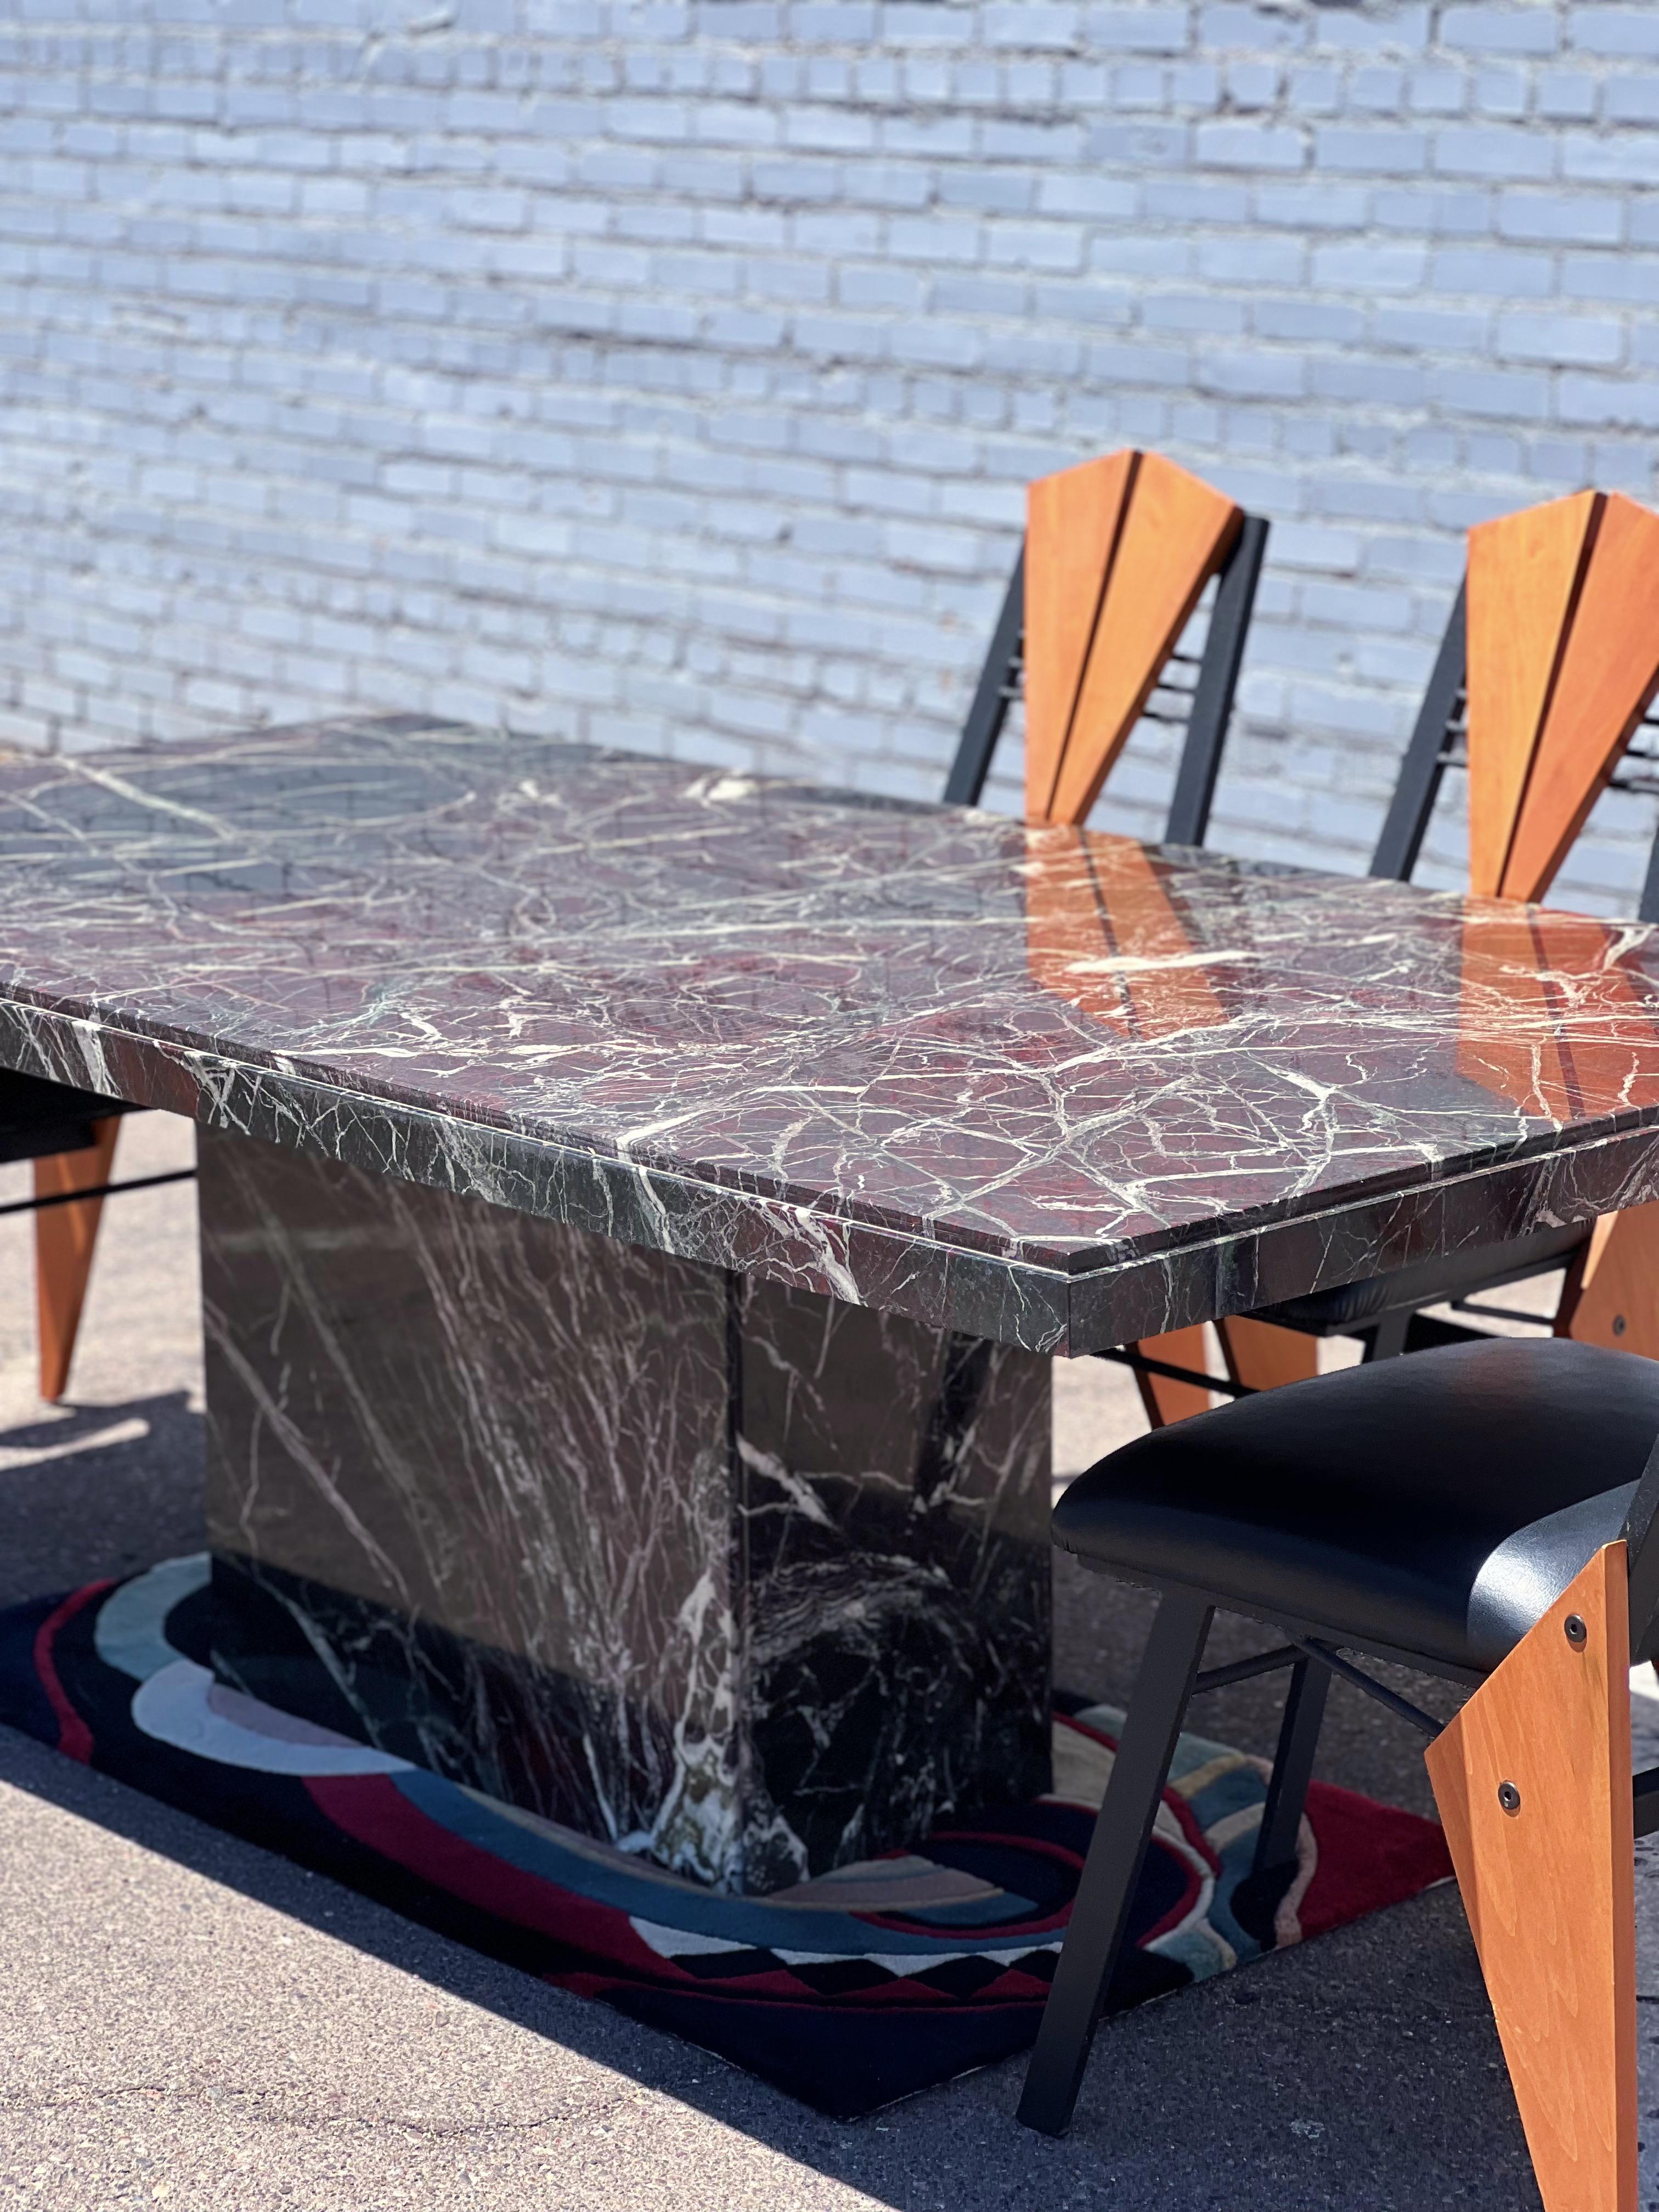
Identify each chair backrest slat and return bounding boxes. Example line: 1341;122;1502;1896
1029;450;1243;826
1493;494;1659;903
1465;490;1600;900
1024;449;1137;821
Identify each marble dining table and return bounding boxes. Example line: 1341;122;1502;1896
6;714;1659;1897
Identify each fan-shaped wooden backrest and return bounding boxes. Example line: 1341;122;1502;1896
1024;450;1244;827
1466;489;1659;904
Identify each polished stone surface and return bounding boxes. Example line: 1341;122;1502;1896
5;716;1659;1352
199;1130;1051;1894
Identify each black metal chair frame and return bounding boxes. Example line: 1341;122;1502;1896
1017;1423;1659;2138
943;514;1270;848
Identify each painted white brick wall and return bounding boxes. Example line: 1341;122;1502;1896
4;1;1659;909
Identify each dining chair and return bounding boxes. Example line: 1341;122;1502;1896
944;447;1272;1422
1;1069;190;1401
1019;1333;1658;2212
1228;489;1659;1381
1116;487;1659;1418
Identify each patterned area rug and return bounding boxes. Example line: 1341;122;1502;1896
0;1555;1452;2117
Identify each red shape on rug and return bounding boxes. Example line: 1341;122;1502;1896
32;1579;114;1764
1298;1778;1453;1937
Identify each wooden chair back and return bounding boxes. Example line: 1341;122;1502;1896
945;450;1266;845
1373;490;1659;915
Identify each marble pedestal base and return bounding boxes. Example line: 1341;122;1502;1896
200;1131;1052;1894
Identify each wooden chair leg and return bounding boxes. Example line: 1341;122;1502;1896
1424;1543;1636;2212
33;1118;120;1403
1560;1205;1659;1361
1017;1585;1215;2137
1132;1325;1215;1426
1216;1314;1319;1393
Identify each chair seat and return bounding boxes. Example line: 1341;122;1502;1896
0;1069;128;1167
1055;1337;1659;1676
1252;1220;1591;1332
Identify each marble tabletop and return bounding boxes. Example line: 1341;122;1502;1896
4;715;1659;1355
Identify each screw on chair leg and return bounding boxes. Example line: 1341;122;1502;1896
1017;1584;1215;2138
1252;1654;1331;1880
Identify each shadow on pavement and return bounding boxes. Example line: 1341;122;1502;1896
0;1391;206;1607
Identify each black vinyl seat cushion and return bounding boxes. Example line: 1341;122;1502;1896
1252;1220;1591;1332
1056;1337;1659;1677
0;1069;128;1167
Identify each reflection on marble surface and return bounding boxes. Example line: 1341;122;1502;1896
200;1130;1051;1893
7;717;1659;1351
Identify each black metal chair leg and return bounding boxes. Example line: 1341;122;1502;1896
1017;1584;1215;2138
1251;1655;1331;1878
1362;1308;1412;1362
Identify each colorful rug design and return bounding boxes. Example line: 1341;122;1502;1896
0;1557;1452;2116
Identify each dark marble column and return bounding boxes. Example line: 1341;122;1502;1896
200;1128;1052;1894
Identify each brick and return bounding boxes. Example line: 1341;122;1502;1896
1083;7;1188;55
1252;180;1368;230
1313;125;1428;174
1441;7;1559;57
1433;125;1555;179
1251;296;1363;343
1472;65;1530;120
1568;10;1659;59
1370;185;1493;236
1226;60;1280;111
1498;189;1623;245
1429;243;1556;296
1535;70;1597;121
1195;348;1306;400
1562;133;1659;185
1194;121;1305;170
1406;63;1466;116
1035;172;1138;219
1200;5;1305;49
1373;303;1490;350
1497;309;1623;365
984;220;1085;272
1429;363;1554;419
1311;241;1427;292
983;3;1078;50
1144;292;1248;336
1603;72;1659;125
1557;375;1659;428
1562;249;1659;302
1194;235;1305;284
938;168;1036;215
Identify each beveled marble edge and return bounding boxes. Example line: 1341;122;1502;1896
5;995;1657;1356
